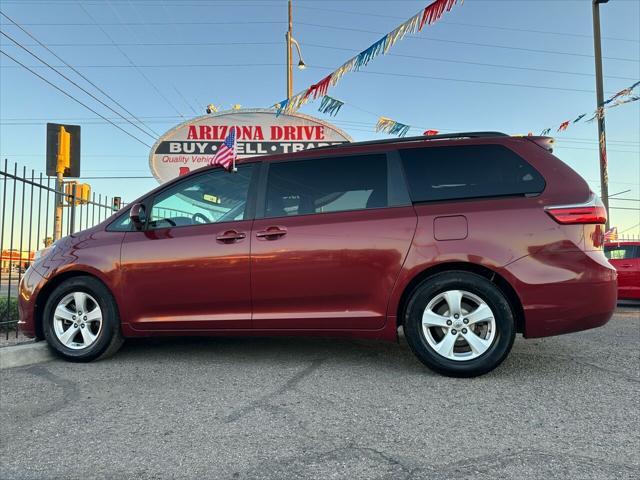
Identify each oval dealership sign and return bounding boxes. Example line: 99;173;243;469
149;108;352;183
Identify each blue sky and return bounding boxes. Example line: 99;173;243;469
1;0;639;234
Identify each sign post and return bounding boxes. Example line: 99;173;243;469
46;123;81;239
54;126;70;240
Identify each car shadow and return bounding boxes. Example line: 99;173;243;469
107;332;563;379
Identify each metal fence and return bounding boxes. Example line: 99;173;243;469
0;159;123;339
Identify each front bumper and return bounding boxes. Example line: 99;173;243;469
505;249;617;338
17;266;46;338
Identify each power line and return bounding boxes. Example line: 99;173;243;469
3;18;637;63
619;223;640;233
0;62;283;69
1;60;624;95
5;117;636;146
297;22;640;63
305;65;606;95
0;49;153;148
105;0;191;118
0;29;159;141
1;8;636;45
294;4;640;44
0;20;284;26
6;39;634;82
173;86;199;116
303;43;637;82
154;0;203;113
0;10;161;138
76;1;186;120
11;41;281;47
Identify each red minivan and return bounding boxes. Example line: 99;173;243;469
18;132;617;377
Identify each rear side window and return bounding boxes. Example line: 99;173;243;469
399;145;545;202
605;245;638;260
265;154;387;218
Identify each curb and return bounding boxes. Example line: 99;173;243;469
0;341;54;370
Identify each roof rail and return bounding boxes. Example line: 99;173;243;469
314;131;509;150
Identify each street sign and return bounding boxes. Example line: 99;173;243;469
148;108;352;183
46;123;81;177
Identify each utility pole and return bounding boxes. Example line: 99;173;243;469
592;0;610;228
285;0;305;100
286;0;293;100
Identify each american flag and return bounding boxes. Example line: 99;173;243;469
604;227;618;242
210;126;237;171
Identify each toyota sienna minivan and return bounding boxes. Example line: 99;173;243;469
18;132;617;377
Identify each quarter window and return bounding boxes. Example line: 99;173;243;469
107;209;135;232
604;245;637;260
265;154;388;218
148;164;254;229
399;145;545;202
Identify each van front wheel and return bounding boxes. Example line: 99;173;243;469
42;276;123;362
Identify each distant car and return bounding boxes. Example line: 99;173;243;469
605;241;640;300
18;132;617;377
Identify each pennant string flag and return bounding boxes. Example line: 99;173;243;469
376;117;411;137
539;79;639;135
573;113;586;123
274;0;463;115
274;99;289;117
318;96;344;117
603;80;639;106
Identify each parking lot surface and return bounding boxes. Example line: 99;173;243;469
1;307;638;479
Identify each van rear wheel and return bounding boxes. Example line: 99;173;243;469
43;276;123;362
403;271;515;377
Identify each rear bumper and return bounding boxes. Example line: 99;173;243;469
505;249;617;338
17;266;46;338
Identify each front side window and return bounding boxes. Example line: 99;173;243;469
265;154;388;218
604;245;637;260
399;144;545;202
148;164;254;229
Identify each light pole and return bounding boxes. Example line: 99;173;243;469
286;0;306;100
592;0;610;228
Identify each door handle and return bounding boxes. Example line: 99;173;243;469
620;264;633;268
256;226;287;239
216;230;246;242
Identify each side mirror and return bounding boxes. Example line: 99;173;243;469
129;203;146;230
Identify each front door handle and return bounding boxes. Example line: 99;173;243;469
216;230;246;243
256;226;287;239
620;264;633;268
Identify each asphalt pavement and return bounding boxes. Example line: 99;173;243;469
1;307;638;480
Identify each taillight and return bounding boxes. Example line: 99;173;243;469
545;194;607;225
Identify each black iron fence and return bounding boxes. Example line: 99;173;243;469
0;159;124;340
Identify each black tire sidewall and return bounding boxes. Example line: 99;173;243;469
404;271;515;377
43;276;119;362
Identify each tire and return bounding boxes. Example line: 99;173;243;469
43;276;123;362
403;271;515;378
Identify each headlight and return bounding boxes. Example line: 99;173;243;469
34;243;57;261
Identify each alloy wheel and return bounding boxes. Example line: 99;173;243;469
421;289;496;361
52;291;103;350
